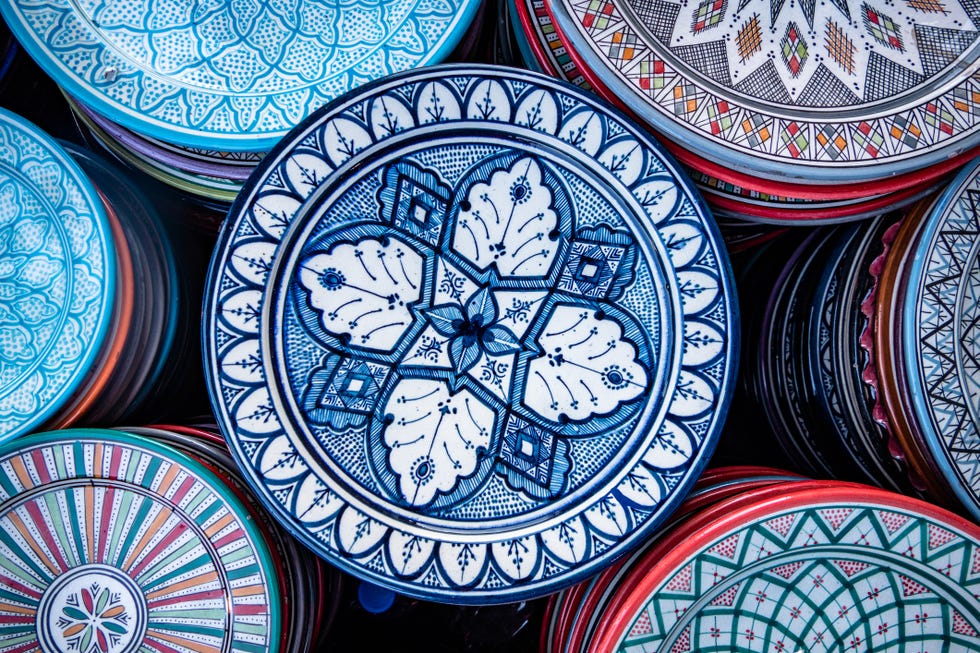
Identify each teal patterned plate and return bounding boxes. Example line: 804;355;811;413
0;109;115;443
0;0;481;151
597;481;980;653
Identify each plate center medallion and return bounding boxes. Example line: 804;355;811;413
37;564;147;653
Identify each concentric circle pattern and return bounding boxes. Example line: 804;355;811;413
0;430;280;653
0;109;114;443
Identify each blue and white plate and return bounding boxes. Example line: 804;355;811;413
904;157;980;521
0;0;481;151
0;109;115;443
204;65;738;602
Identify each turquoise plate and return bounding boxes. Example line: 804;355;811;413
0;109;114;442
0;0;482;151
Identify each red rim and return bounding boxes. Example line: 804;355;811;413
590;480;980;652
706;175;939;223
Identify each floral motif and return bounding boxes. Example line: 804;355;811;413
295;153;652;506
57;583;130;653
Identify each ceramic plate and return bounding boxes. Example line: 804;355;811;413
597;481;980;652
205;64;737;603
0;109;115;442
1;0;481;151
0;429;281;653
903;157;980;521
547;0;980;184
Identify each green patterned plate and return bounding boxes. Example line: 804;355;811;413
596;481;980;653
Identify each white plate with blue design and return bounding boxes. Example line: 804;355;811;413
204;64;738;602
0;0;481;151
0;109;115;443
903;156;980;522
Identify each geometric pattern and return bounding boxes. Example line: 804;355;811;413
614;498;980;652
778;121;809;157
524;0;593;89
0;0;472;150
816;123;849;159
863;3;905;50
0;432;278;653
906;161;980;520
692;0;727;32
555;0;980;176
205;68;736;602
781;22;808;76
825;18;857;74
888;112;923;150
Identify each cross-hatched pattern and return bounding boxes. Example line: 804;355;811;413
673;83;702;117
582;0;616;30
737;14;763;62
607;30;639;62
778;121;809;157
852;121;886;157
816;124;849;159
698;98;737;135
692;0;727;32
825;18;857;75
672;41;731;83
924;100;956;136
636;57;673;93
952;85;980;119
904;0;949;12
863;3;905;50
888;112;923;148
781;22;808;77
738;112;772;148
616;505;980;652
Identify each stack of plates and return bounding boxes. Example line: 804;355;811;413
868;157;980;521
0;109;177;442
204;64;738;602
0;0;484;203
540;466;807;653
126;424;344;653
588;480;980;652
0;429;282;652
512;0;980;222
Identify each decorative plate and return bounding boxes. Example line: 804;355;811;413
903;157;980;521
547;0;980;183
0;109;115;442
205;64;737;602
0;0;481;151
0;429;281;653
596;482;980;652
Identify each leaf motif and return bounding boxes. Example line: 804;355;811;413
482;324;521;356
63;606;88;621
449;337;482;374
425;304;464;337
95;587;109;614
81;588;93;613
451;157;561;278
102;621;127;635
464;286;496;325
80;628;92;653
382;379;494;506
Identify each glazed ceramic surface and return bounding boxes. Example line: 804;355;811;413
1;0;481;150
205;65;737;602
0;109;115;442
0;429;281;653
548;0;980;183
608;485;980;652
904;158;980;521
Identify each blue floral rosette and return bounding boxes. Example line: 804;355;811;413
204;65;738;602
